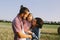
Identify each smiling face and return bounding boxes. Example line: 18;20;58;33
27;13;33;22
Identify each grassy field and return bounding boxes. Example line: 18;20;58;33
0;22;60;40
41;24;60;40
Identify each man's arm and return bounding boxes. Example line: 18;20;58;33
15;18;32;39
17;32;32;38
25;30;33;35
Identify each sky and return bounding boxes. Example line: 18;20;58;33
0;0;60;22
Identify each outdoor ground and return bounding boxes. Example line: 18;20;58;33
0;22;60;40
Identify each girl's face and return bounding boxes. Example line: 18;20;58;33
32;19;37;26
27;14;33;22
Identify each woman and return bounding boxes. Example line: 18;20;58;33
24;13;33;33
22;13;34;40
23;13;41;40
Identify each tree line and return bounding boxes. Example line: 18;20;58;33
0;20;60;25
44;21;60;25
0;20;11;23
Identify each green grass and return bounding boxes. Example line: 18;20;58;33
0;22;14;40
43;24;59;29
0;22;60;40
41;24;60;40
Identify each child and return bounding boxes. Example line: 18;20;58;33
31;17;44;40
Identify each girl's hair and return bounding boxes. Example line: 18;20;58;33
27;13;32;17
18;5;29;15
35;17;44;28
26;13;33;20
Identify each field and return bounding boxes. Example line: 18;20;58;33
0;22;60;40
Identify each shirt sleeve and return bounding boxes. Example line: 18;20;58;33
14;17;22;32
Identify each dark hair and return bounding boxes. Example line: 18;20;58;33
35;17;44;28
18;5;29;15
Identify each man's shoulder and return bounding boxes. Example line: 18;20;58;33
12;16;18;22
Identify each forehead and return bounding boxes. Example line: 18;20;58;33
28;15;32;17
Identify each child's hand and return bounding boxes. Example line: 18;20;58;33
32;33;38;40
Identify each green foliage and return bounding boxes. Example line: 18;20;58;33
0;20;11;23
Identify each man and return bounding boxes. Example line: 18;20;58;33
12;5;32;40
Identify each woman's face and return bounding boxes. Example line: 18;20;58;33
32;19;37;26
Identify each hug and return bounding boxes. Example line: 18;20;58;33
12;5;44;40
